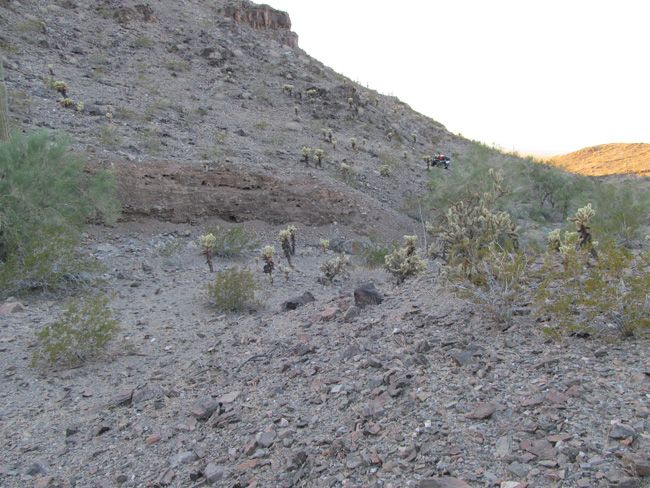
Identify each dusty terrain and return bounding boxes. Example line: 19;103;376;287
1;1;649;488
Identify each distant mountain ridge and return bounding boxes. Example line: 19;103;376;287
550;143;650;177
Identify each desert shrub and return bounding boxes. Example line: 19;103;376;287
0;132;118;294
320;253;349;282
587;181;649;246
361;241;397;268
206;266;258;312
453;247;529;328
384;235;427;282
429;168;519;284
32;294;119;368
205;225;257;258
379;164;391;177
261;245;275;282
537;205;650;337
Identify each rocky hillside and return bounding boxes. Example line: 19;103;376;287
2;2;650;488
0;0;479;236
550;143;650;177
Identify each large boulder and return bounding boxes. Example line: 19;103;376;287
354;283;383;308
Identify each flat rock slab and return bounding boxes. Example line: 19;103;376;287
418;477;473;488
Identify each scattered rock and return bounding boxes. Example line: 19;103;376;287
343;305;361;322
0;301;24;315
609;422;636;440
282;292;315;311
466;402;497;420
353;283;384;308
256;430;276;448
168;451;198;468
204;463;225;484
190;398;221;421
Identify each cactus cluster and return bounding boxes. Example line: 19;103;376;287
319;238;330;252
430;168;518;282
320;253;349;282
384;235;427;282
322;128;333;143
282;84;294;96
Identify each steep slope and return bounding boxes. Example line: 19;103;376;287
550;143;650;177
0;0;474;237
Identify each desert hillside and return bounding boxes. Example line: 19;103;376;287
550;143;650;177
1;1;649;488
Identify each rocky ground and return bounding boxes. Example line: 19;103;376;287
1;219;649;488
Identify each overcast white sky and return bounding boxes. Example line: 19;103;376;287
265;0;650;155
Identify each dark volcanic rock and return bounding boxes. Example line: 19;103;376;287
354;283;383;308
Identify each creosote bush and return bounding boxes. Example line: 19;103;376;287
207;266;258;312
320;253;349;282
537;206;649;337
32;294;119;368
384;235;427;283
0;132;118;294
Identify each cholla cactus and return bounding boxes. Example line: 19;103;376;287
322;128;333;143
282;84;294;96
384;235;427;283
403;151;408;160
411;133;417;143
314;149;324;167
294;105;299;116
319;238;330;253
306;88;317;99
60;98;74;108
339;162;354;180
200;233;217;272
105;105;114;122
379;165;391;177
278;229;293;267
347;97;354;109
301;147;312;165
261;245;275;282
568;203;595;249
287;225;297;255
387;131;393;142
53;80;68;97
332;139;337;150
350;137;357;151
320;253;349;282
423;155;432;170
75;101;84;112
547;229;562;252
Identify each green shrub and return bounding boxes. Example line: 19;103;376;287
0;132;118;294
537;205;650;337
537;242;649;338
205;225;258;258
384;235;427;282
32;294;119;367
207;266;258;312
360;241;397;268
453;247;529;328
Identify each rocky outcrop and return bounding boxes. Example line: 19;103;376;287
99;161;414;236
222;1;298;48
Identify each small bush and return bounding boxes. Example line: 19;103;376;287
384;235;427;282
32;294;119;368
453;247;529;328
320;253;349;282
361;241;397;268
205;225;257;258
207;266;258;312
379;164;391;177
